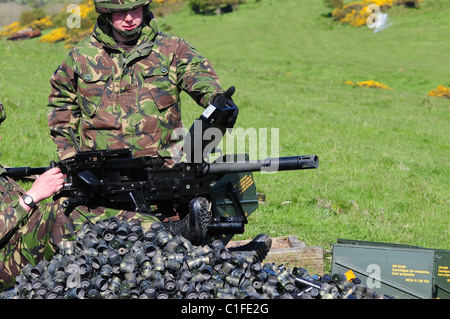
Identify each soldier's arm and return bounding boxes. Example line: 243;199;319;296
0;176;28;240
47;54;80;160
175;38;224;108
18;167;64;212
0;168;64;240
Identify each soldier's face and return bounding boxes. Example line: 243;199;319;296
111;6;144;32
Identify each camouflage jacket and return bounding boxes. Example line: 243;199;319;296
0;167;56;290
0;168;27;246
48;15;224;160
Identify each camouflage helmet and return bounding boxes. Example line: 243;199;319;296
94;0;152;13
0;102;6;125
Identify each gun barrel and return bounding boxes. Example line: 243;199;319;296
204;155;318;175
4;166;49;178
269;155;319;171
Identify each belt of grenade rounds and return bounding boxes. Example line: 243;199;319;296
2;217;394;299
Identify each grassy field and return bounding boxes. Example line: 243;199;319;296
0;0;448;271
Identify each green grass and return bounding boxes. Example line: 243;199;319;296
161;0;449;250
0;0;449;271
0;32;68;166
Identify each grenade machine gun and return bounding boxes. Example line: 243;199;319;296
6;99;318;244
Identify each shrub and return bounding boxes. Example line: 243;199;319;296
0;22;23;39
393;0;422;8
51;0;96;28
189;0;243;15
346;80;392;90
332;0;393;27
323;0;344;9
357;80;391;90
19;8;47;26
330;0;423;27
150;0;187;17
428;85;450;99
0;10;53;40
46;0;96;47
39;27;69;43
28;16;54;30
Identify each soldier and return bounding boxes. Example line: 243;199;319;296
47;0;238;161
0;102;65;291
47;0;239;243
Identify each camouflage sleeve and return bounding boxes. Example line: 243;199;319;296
47;51;80;160
0;171;28;242
0;193;61;291
175;37;224;107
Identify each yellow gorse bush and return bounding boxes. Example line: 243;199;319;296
0;15;53;40
338;8;368;27
428;85;450;99
29;16;54;30
1;0;181;41
0;22;23;39
79;2;95;18
332;0;423;27
368;0;394;6
45;0;96;45
346;80;392;90
357;80;392;90
40;27;69;43
332;0;393;27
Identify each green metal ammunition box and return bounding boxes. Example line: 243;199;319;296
434;249;450;299
331;239;450;299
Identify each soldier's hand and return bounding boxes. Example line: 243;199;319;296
26;167;64;204
213;86;239;129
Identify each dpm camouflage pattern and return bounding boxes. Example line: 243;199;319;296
0;168;58;291
94;0;152;14
0;168;158;291
48;13;224;160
